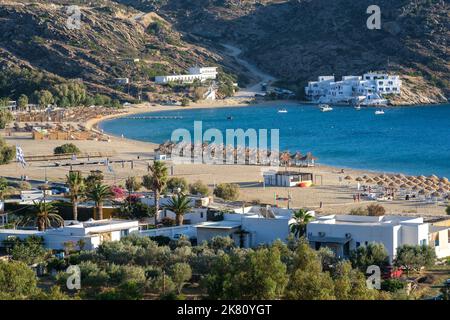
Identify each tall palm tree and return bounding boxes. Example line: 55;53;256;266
86;183;112;220
164;193;192;226
66;171;85;221
17;200;64;231
143;161;168;223
290;208;315;238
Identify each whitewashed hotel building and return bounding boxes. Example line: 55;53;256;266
305;72;402;105
306;215;444;263
155;67;218;84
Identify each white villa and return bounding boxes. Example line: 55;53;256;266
0;219;140;251
305;72;402;105
196;205;295;247
155;67;218;84
306;215;450;263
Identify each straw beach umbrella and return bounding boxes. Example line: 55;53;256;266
429;174;439;182
356;177;363;182
365;178;374;184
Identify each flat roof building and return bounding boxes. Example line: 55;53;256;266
307;215;432;263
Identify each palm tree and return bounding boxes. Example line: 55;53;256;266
17;200;64;231
66;171;85;221
143;161;168;223
290;208;314;238
164;193;192;226
86;183;112;220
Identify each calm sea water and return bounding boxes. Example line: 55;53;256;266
99;104;450;177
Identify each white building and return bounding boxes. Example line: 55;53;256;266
155;66;217;84
0;219;139;251
263;171;313;187
305;72;401;105
196;206;295;247
306;215;439;263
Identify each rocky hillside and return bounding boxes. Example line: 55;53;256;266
0;0;240;101
1;0;448;105
138;0;449;105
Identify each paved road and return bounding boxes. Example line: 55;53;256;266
221;44;277;98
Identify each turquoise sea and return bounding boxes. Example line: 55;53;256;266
99;104;450;177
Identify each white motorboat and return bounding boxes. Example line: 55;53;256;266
278;108;288;113
354;105;362;110
319;104;333;112
375;110;385;115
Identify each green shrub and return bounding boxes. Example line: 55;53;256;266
0;137;15;165
189;180;210;196
54;143;81;155
350;207;368;216
381;279;405;292
166;177;188;193
213;183;239;201
367;204;386;216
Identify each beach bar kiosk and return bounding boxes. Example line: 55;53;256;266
263;171;313;187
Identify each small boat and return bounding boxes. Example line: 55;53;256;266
227;116;233;120
375;110;385;115
278;108;288;113
319;104;333;112
354;105;362;111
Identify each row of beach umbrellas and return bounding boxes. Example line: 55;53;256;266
157;141;318;163
345;173;450;196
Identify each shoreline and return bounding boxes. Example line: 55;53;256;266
3;101;449;216
92;100;449;179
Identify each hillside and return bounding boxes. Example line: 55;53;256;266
0;0;241;102
0;0;448;105
136;0;449;104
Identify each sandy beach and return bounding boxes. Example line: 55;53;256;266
1;100;449;218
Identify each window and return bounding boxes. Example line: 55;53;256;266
365;241;368;246
356;242;361;248
420;239;427;246
200;212;204;218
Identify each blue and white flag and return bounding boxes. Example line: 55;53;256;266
15;145;26;167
